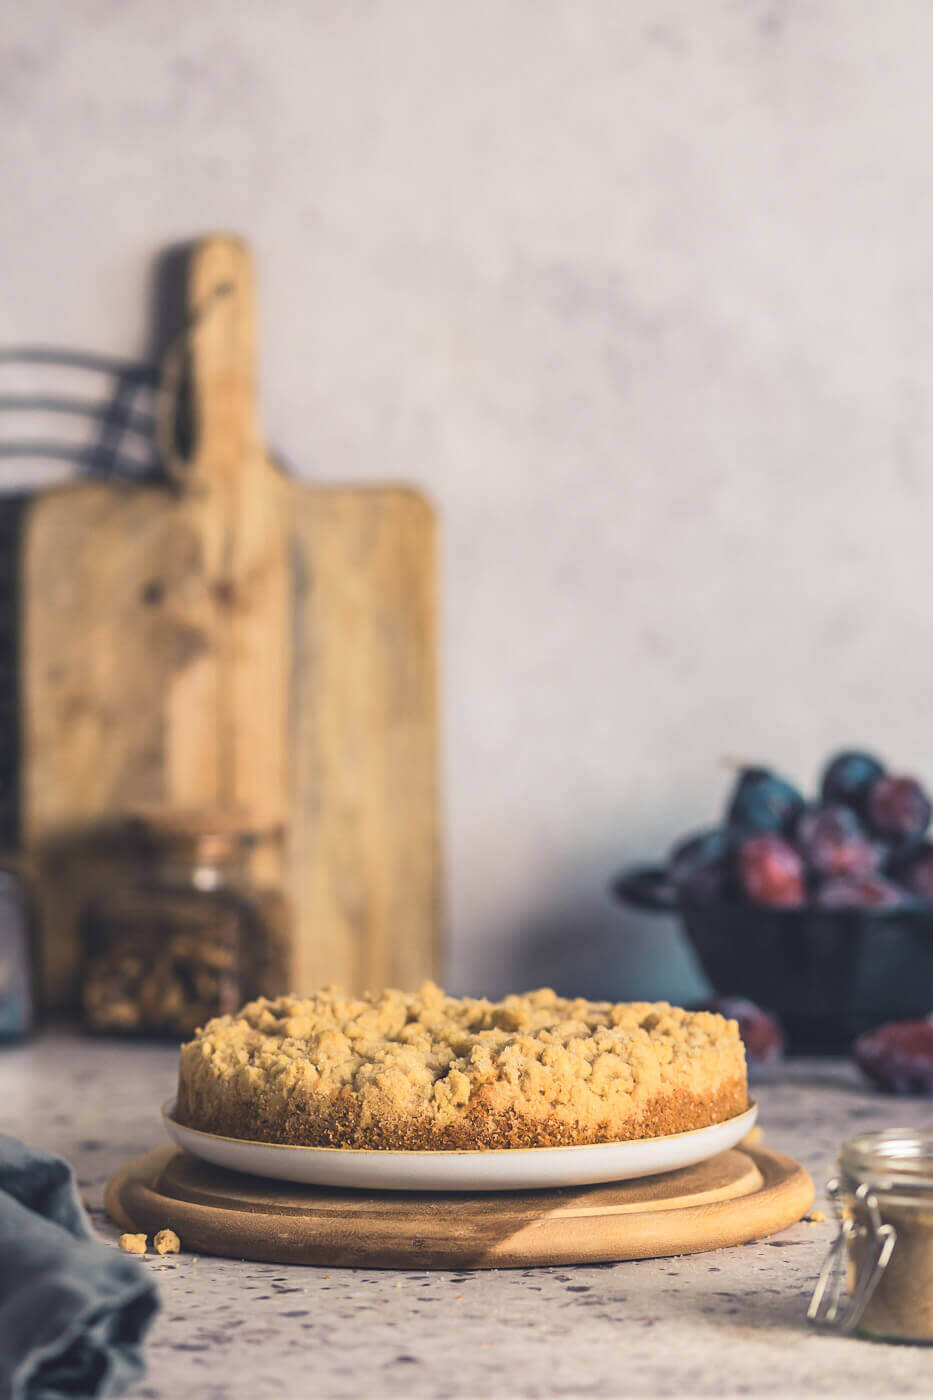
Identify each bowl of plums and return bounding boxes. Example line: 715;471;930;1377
613;750;933;1055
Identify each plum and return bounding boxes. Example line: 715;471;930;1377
668;829;731;905
854;1020;933;1095
816;872;906;910
893;843;933;900
866;775;932;843
820;750;886;810
794;804;879;878
726;767;804;836
737;834;805;907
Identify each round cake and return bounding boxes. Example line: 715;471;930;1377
176;983;748;1151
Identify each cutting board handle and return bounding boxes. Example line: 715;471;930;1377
159;235;262;493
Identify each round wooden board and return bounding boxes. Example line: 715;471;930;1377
105;1144;813;1269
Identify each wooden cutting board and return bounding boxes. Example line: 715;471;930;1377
105;1144;814;1269
20;235;439;1006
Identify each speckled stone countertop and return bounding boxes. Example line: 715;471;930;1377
4;1030;933;1399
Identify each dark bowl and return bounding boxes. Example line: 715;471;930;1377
612;865;933;1054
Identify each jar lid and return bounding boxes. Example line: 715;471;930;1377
840;1129;933;1198
124;805;258;864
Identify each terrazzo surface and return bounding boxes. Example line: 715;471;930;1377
5;1029;933;1398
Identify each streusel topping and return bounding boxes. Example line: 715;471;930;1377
178;983;746;1148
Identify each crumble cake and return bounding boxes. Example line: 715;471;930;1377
175;983;748;1151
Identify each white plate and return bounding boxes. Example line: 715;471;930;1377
162;1099;758;1192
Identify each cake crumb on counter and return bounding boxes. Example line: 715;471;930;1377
154;1228;181;1254
118;1233;147;1255
806;1210;827;1223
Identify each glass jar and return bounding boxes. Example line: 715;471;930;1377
0;854;37;1041
80;809;291;1039
809;1130;933;1342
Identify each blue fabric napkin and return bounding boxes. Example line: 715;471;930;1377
0;1134;158;1400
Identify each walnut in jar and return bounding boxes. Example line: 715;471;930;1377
80;808;291;1040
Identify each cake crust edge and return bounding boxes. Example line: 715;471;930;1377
175;1075;749;1152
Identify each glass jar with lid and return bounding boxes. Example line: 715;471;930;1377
80;807;291;1039
809;1129;933;1343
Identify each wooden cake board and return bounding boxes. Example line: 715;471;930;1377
106;1144;814;1270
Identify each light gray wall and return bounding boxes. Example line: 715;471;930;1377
2;1;930;1002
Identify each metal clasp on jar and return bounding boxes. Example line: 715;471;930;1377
808;1179;897;1334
